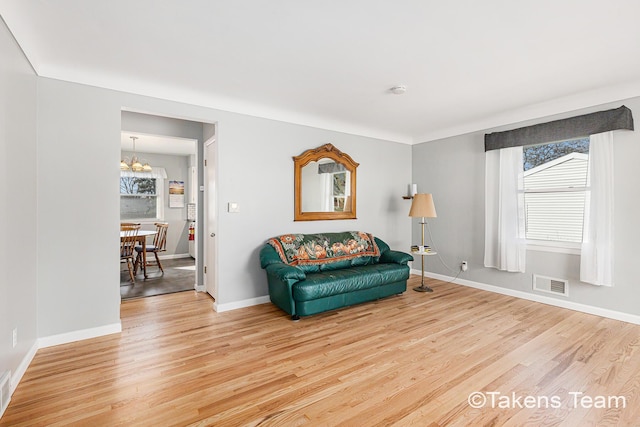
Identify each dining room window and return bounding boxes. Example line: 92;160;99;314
332;171;347;212
120;175;165;220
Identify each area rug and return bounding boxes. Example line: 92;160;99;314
120;258;196;300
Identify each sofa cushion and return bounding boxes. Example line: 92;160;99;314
318;258;353;272
292;263;410;301
267;232;380;267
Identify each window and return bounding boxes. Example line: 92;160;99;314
484;105;626;279
522;138;589;244
120;176;163;220
332;172;347;212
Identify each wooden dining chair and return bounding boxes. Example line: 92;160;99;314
134;222;169;275
120;223;141;282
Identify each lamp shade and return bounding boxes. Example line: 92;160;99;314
408;193;437;218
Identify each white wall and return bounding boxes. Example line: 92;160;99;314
412;98;640;317
0;17;38;390
36;77;412;339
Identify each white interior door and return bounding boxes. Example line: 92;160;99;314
204;137;217;300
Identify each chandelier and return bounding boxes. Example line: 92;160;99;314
120;136;152;172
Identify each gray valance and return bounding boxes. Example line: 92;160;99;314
484;105;634;152
318;162;346;174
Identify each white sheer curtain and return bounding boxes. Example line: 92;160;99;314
484;146;526;272
321;173;332;212
580;131;614;286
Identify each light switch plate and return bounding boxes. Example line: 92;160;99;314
228;202;240;213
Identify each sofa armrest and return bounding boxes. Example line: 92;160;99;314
265;263;306;283
379;250;414;265
265;263;305;318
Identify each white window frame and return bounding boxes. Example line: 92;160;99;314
520;140;589;254
331;171;349;212
526;239;581;255
120;168;166;221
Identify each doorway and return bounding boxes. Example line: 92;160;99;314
119;110;216;300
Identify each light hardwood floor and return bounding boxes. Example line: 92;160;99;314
3;276;640;426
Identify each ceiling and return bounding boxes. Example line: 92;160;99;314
3;0;640;144
121;132;196;156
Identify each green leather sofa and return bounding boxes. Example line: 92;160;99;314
259;232;413;320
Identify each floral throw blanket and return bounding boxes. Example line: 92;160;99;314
267;231;380;266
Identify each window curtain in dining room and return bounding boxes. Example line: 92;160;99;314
484;146;526;272
580;131;614;286
120;167;168;180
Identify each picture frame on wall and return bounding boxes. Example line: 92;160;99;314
169;180;185;208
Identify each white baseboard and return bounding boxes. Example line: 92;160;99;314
158;253;191;260
412;269;640;325
8;323;122;399
214;296;270;313
38;322;122;349
10;341;38;395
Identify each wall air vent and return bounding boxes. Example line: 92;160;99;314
533;274;569;297
0;370;10;418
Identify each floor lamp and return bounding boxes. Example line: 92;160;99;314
408;193;437;292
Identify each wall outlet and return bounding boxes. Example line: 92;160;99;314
12;328;17;348
461;261;468;272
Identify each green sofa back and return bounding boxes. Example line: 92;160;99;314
260;234;391;274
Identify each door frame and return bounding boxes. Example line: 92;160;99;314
119;107;217;303
204;135;218;303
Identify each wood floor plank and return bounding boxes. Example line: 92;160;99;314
2;276;640;426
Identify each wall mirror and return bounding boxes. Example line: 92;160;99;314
294;143;359;221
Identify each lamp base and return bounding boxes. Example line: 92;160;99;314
413;285;433;293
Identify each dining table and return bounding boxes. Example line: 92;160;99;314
120;229;157;279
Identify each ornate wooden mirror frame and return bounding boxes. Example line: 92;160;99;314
294;143;359;221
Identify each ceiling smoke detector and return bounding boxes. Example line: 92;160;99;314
390;85;407;95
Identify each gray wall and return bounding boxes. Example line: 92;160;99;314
120;150;192;256
36;77;411;338
412;98;640;317
216;114;412;304
0;17;38;386
37;80;123;337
